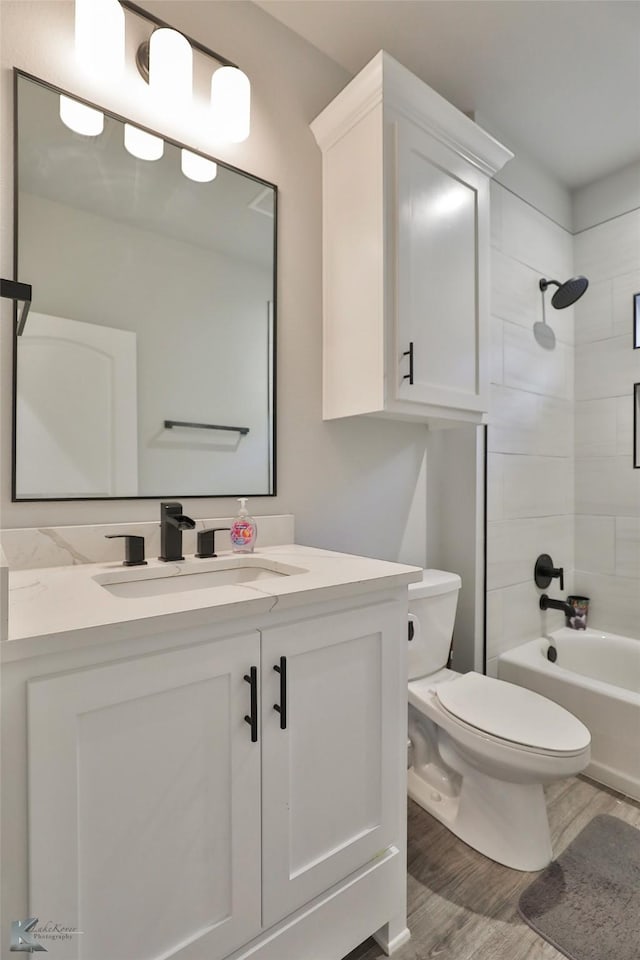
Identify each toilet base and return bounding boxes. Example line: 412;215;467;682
408;754;553;871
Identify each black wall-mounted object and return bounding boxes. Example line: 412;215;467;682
634;383;639;469
1;278;32;335
539;276;589;310
105;534;147;566
164;420;250;436
195;527;231;558
534;554;564;591
539;594;574;618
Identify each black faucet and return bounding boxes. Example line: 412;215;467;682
159;502;195;561
539;594;574;618
196;527;231;559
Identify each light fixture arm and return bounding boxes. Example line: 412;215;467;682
119;0;240;79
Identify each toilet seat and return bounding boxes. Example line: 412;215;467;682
411;672;590;756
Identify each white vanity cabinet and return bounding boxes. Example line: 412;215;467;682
311;50;512;426
21;594;409;960
28;630;263;960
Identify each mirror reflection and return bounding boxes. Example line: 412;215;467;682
14;73;276;500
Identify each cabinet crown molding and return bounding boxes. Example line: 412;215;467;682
311;50;513;178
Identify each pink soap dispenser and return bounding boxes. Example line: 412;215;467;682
230;498;257;553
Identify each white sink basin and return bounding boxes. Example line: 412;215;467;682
93;558;307;599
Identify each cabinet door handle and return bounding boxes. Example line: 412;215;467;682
402;341;414;385
273;656;287;730
244;666;258;742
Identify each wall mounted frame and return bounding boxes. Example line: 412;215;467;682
634;292;640;349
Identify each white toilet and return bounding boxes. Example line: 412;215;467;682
407;570;591;871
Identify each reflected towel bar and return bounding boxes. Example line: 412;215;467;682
164;420;250;435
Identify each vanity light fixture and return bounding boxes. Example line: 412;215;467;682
75;0;125;78
181;150;218;183
124;123;164;161
59;95;105;136
121;0;251;144
148;28;192;111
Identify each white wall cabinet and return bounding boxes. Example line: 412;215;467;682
311;51;512;426
24;598;408;960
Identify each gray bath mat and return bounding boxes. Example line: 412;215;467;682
518;814;640;960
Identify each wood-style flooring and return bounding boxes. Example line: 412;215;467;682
345;776;640;960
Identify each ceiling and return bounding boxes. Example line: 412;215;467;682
257;0;640;191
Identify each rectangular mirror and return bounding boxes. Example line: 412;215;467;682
13;72;276;500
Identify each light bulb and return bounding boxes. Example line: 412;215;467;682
59;96;104;136
210;66;251;143
149;28;192;110
75;0;124;77
124;124;164;161
181;150;217;183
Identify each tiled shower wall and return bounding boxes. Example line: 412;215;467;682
486;183;575;675
573;209;640;639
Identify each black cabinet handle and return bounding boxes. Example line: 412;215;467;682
402;342;414;384
244;666;258;742
273;656;287;730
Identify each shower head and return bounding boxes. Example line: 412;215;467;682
539;275;589;309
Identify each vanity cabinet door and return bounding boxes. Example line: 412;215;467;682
393;115;490;417
27;632;262;960
260;600;405;927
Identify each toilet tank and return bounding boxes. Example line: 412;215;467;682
408;570;462;680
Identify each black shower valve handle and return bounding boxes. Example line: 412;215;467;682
534;554;564;591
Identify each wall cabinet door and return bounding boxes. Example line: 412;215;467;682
394;116;489;416
260;601;405;927
27;632;262;960
311;51;512;426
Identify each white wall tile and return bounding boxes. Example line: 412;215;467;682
486;580;565;661
486;453;504;522
574;278;613;345
576;456;640;517
574;209;640;284
575;398;618;459
490;314;504;385
615;517;640;578
504;322;571;399
498;188;573;280
575;515;616;575
502;455;572;519
612;269;640;339
489;385;572;457
575;335;640;401
491;247;573;344
571;570;640;640
487;515;573;590
492;250;543;325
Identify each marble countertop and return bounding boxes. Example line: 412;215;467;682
4;544;422;662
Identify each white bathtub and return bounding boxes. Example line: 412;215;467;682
498;628;640;802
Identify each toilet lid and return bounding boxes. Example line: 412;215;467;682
436;673;591;752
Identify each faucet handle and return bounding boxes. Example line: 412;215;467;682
105;534;147;567
196;527;231;559
534;553;564;590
